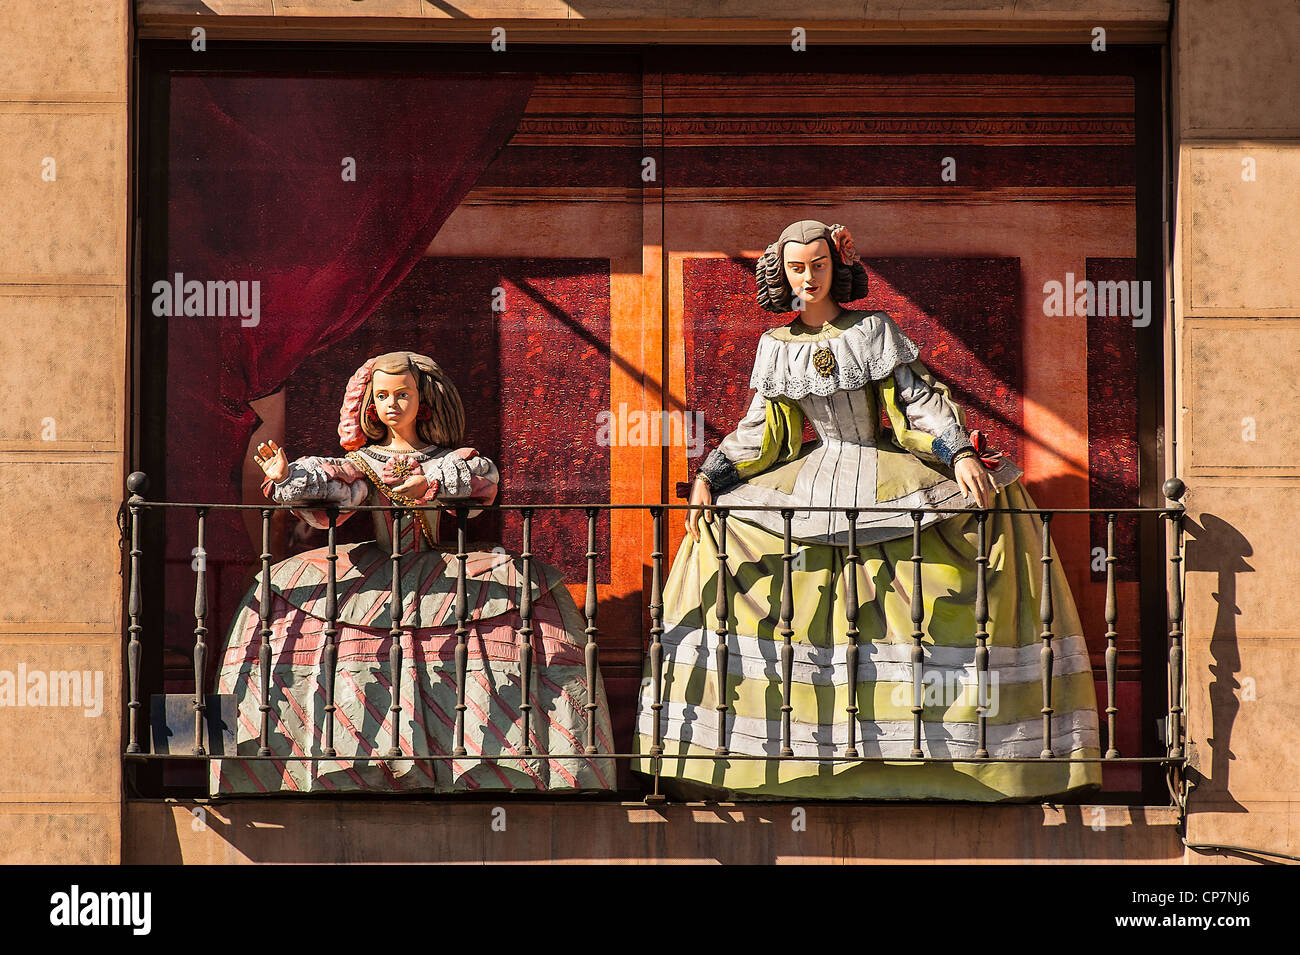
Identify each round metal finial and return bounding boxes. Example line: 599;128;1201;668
126;471;149;495
1162;477;1185;501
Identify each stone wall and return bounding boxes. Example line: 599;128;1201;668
0;1;129;864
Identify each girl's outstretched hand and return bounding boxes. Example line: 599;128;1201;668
253;439;289;483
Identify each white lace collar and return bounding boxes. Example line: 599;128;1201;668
749;310;920;399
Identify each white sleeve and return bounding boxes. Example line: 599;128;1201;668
267;456;369;507
697;391;770;493
890;364;974;466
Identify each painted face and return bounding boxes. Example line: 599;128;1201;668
371;369;419;435
782;237;833;310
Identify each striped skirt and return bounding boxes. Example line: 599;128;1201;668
212;543;615;794
632;480;1102;801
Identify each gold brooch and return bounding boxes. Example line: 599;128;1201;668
812;346;837;377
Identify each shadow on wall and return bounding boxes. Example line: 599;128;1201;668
1182;513;1251;816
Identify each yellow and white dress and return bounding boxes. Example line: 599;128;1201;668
632;309;1102;801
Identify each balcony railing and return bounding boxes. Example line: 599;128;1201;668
120;470;1188;804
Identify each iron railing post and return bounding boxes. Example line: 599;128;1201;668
125;472;147;754
1104;512;1120;759
1163;478;1187;761
974;509;990;759
844;511;861;759
191;507;209;756
910;511;925;758
1039;511;1056;759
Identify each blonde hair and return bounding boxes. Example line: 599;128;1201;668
359;351;465;447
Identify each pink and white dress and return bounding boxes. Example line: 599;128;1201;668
211;442;615;794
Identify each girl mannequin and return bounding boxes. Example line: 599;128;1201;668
214;350;614;794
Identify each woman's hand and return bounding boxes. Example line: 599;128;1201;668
253;440;289;483
686;477;714;543
954;454;996;509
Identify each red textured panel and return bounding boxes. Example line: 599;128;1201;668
1086;257;1140;583
683;256;1023;467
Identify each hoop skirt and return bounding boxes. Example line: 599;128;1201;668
211;445;615;795
631;480;1102;801
631;310;1102;800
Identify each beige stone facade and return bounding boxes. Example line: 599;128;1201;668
1;0;1296;864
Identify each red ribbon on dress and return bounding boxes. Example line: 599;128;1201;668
969;430;1004;470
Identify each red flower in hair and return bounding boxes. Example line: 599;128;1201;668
830;225;860;266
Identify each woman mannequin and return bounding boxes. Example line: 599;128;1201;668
213;350;614;794
632;220;1102;801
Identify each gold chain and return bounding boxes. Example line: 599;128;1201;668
346;451;437;547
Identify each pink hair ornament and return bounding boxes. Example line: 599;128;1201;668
337;356;379;451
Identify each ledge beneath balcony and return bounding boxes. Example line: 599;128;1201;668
124;798;1183;864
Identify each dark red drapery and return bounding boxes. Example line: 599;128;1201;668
157;71;536;663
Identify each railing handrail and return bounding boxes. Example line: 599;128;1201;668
125;498;1184;516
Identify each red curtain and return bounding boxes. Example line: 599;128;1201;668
157;72;535;663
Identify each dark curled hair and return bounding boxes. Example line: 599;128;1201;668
755;219;869;314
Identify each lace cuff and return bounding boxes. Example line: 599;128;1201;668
931;423;975;467
420;451;496;499
698;448;742;495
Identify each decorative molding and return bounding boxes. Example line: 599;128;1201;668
511;114;1135;146
463;185;1137;203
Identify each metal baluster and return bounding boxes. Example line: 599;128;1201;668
518;509;534;757
453;506;470;757
843;511;861;759
648;507;665;761
386;508;404;759
974;510;990;759
910;511;925;758
321;509;339;758
125;473;146;754
1039;511;1056;758
779;509;795;757
257;509;274;756
1164;478;1187;760
584;507;601;756
1104;512;1120;758
713;508;730;757
191;507;208;756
